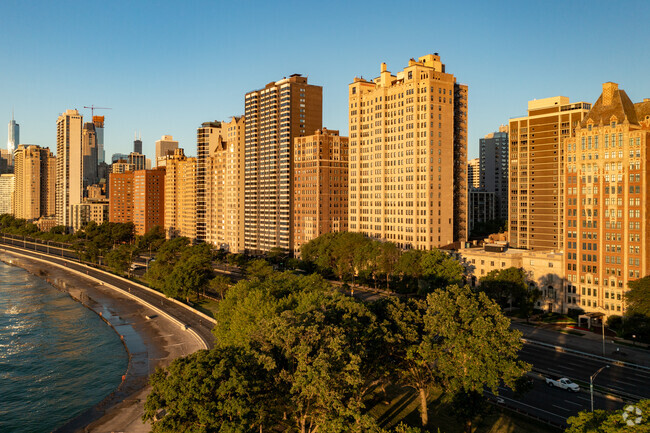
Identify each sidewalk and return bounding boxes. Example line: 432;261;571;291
512;319;650;368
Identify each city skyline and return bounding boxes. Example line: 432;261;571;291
3;1;650;161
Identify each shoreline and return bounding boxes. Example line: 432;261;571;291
0;251;204;433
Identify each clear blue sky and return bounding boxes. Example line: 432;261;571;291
3;0;650;160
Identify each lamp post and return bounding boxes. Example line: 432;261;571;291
590;365;609;412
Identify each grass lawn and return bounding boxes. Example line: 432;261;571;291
366;385;558;433
192;297;220;318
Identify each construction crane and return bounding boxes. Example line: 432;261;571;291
83;105;112;117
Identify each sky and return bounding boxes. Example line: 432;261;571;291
3;0;650;161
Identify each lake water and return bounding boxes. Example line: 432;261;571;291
0;261;128;432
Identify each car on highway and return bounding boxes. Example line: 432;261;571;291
545;376;580;392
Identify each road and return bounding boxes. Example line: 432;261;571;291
0;236;215;349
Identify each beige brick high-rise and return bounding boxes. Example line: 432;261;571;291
13;145;56;220
293;128;348;255
244;74;322;254
348;54;468;249
564;82;650;315
56;109;84;227
164;148;197;239
509;97;591;251
205;117;246;252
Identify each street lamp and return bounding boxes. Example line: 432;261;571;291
590;365;609;412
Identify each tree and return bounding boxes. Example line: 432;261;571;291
448;390;488;433
145;237;191;291
105;244;135;275
209;275;231;300
143;347;271;433
167;244;214;301
566;399;650;432
424;285;530;397
627;276;650;317
378;242;400;289
418;249;463;294
246;259;274;280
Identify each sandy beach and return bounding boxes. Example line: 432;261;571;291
0;251;204;433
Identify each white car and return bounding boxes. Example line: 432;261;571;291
545;377;580;392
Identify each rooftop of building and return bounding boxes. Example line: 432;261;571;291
581;82;650;128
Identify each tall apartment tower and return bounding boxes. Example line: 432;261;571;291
196;121;223;242
155;135;179;167
134;133;143;154
293;128;349;256
129;152;146;171
164;148;197;239
133;168;165;236
13;145;56;220
206;116;246;252
109;172;134;224
479;125;509;220
564;82;650;315
467;158;480;189
509;97;591;250
7;111;19;157
348;54;468;249
56;109;84;227
93;116;105;164
0;174;15;214
244;74;322;254
82;122;98;189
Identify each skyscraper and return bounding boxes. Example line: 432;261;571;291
564;82;650;315
155;135;179;167
13;145;56;220
467;158;480;189
0;174;15;215
244;74;322;254
93;116;105;164
82;122;98;189
134;133;143;154
348;54;468;249
164;148;197;239
109;171;134;224
509;97;591;250
293;128;348;256
133;168;165;236
479;125;508;221
7;111;19;157
56;109;84;227
196;121;222;242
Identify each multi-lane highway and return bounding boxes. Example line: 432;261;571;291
0;236;216;349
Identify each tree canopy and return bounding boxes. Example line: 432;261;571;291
627;276;650;318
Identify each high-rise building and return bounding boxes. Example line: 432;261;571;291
7;111;19;158
348;54;468;249
13;145;56;220
467;158;480;189
244;74;322;254
133;168;165;236
129;152;146;171
112;153;129;164
134;133;142;154
206;116;246;252
164;148;197;239
109;171;134;224
293;128;348;256
0;174;15;215
0;149;12;174
111;160;135;173
564;82;650;315
196;121;222;242
479;125;509;221
468;190;496;233
93;116;105;164
56;109;84;227
509;97;591;250
82;122;98;189
155;135;179;167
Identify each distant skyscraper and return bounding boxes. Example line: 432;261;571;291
82;122;98;189
467;158;480;189
56;109;84;227
348;54;468;249
128;152;146;171
7;112;19;163
244;74;323;254
155;135;178;167
134;133;142;154
0;174;15;215
479;125;508;221
112;153;130;164
93;116;105;164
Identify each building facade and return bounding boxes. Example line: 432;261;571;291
564;82;650;315
509;97;591;251
164;149;197;239
129;152;146;171
70;200;109;232
468;189;496;233
56;109;84;227
12;145;56;220
133;168;165;236
244;74;322;254
479;125;509;220
94;116;105;164
155;135;179;167
348;54;468;250
108;172;134;224
82;122;98;189
293;128;348;255
196;121;222;242
206;117;246;252
467;158;480;189
0;174;15;215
